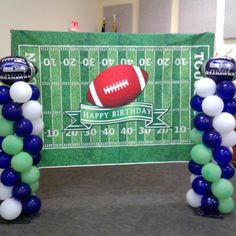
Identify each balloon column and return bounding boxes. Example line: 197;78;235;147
187;56;236;216
0;56;43;221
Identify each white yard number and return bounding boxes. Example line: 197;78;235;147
63;58;76;66
139;58;152;66
82;58;95;67
157;58;169;66
101;58;114;66
102;128;115;136
43;58;56;66
121;127;134;135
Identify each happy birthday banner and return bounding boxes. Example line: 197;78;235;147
64;103;169;130
11;30;214;167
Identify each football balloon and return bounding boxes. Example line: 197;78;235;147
86;65;148;108
201;56;236;82
0;56;38;85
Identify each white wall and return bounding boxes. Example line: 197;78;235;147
171;0;236;59
1;0;236;60
99;0;139;33
0;0;99;59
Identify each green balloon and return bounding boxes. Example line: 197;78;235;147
11;152;33;173
21;166;40;184
0;117;13;136
29;181;39;193
190;144;212;165
218;197;235;214
211;178;234;199
2;135;23;155
201;163;221;182
189;128;203;144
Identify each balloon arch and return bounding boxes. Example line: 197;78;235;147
0;56;42;221
187;56;235;216
0;55;235;221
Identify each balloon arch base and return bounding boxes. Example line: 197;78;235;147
194;207;224;220
0;213;31;224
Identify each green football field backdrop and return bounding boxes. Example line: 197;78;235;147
11;30;214;167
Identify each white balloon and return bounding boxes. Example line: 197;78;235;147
9;81;32;103
0;182;13;200
186;189;202;208
22;101;42;121
221;131;236;147
0;198;22;220
213;112;236;134
0;168;3;175
190;174;200;184
31;118;44;135
202;95;224;116
194;78;216;97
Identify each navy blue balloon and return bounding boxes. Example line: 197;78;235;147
216;81;236;100
201;195;219;214
202;130;222;148
0;86;11;104
213;146;233;163
22;195;41;215
13;183;31;200
30;84;40;100
188;160;203;175
14;118;33;137
2;102;22;121
219;163;235;179
192;176;211;195
190;95;203;112
0;136;4;148
23;135;43;155
0;150;11;168
0;168;20;186
32;152;41;165
193;113;213;131
223;98;236;115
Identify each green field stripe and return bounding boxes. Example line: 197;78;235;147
135;48;147;143
60;48;72;145
161;49;173;142
18;46;27;60
160;49;167;142
49;48;63;146
136;50;146;142
39;48;53;146
88;49;100;145
137;50;145;102
40;144;193;167
107;47;119;144
69;49;82;144
171;50;181;142
80;51;89;84
98;50;110;144
126;49;138;143
179;49;191;141
80;50;90;144
117;50;127;143
144;49;155;142
154;50;164;141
